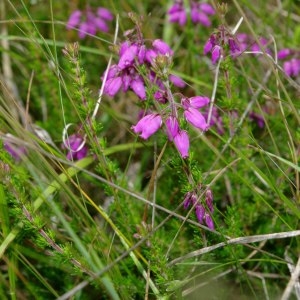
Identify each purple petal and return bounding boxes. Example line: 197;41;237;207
130;78;146;100
189;96;210;108
119;41;131;56
204;39;213;54
137;45;146;64
184;107;208;131
118;44;139;69
66;10;82;30
183;192;192;209
204;213;214;230
152;39;174;56
4;142;26;161
205;189;214;213
277;48;292;60
132;114;162;139
173;130;189;158
168;3;182;14
283;61;293;76
195;204;205;224
165;116;179;141
145;49;158;64
169;74;185;88
199;3;215;15
211;45;221;64
78;22;89;39
104;77;122;96
97;7;114;21
94;17;109;32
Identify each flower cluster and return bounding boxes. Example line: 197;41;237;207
103;39;184;100
62;134;88;161
132;95;210;158
168;1;215;27
183;188;214;230
66;7;113;39
277;48;300;77
204;29;272;64
102;30;211;158
204;27;241;64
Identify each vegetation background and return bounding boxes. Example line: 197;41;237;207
0;0;299;299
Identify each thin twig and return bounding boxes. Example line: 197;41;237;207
168;230;300;266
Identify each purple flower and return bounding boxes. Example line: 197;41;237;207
228;38;240;54
66;10;82;30
277;48;292;60
66;7;113;39
132;114;162;139
184;107;208;131
97;7;114;21
183;192;192;209
169;74;186;88
63;134;88;161
166;116;180;141
199;3;215;15
204;213;214;230
152;39;174;56
211;45;222;64
189;96;210;108
104;76;122;96
118;44;139;70
249;112;265;128
205;189;214;213
195;204;205;223
191;2;215;26
283;58;300;77
168;1;187;26
4;140;27;162
173;130;189;158
182;187;215;230
130;77;146;100
204;37;215;55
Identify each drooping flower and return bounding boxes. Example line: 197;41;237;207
132;114;162;140
211;45;222;64
169;74;186;88
173;130;190;158
195;204;205;223
165;116;180;141
205;189;214;212
66;6;113;39
204;213;214;230
62;134;88;161
184;107;208;131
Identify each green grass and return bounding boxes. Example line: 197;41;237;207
0;0;299;299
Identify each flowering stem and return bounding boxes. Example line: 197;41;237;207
207;55;222;126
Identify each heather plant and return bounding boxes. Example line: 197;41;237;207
0;0;300;299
